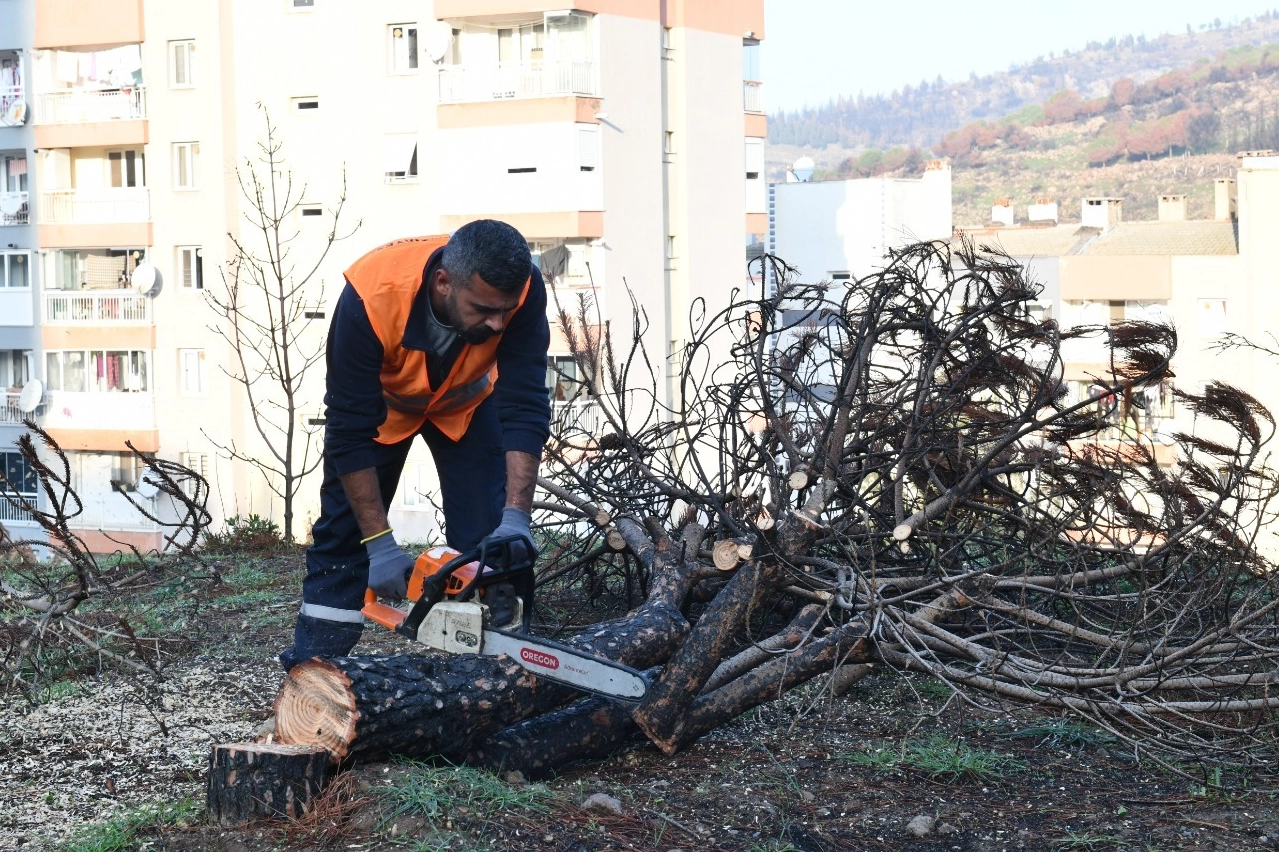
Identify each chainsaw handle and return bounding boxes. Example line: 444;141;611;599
361;588;407;631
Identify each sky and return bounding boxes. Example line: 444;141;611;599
763;1;1279;113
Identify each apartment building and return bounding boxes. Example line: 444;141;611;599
0;0;765;549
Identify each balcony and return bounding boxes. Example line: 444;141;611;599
0;391;49;424
45;290;151;324
0;191;29;226
743;80;763;113
1;84;25;123
38;187;151;248
41;187;148;225
36;87;146;124
0;494;37;525
552;398;603;433
439;60;596;104
33;87;148;149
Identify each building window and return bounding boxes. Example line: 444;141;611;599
829;271;852;282
389;24;419;73
300;204;323;218
292;96;320;112
179;349;206;396
0;450;38;521
663;131;675;156
110;452;151;492
170;40;195;88
1;252;30;289
743;38;761;82
0;350;32;389
290;0;314;9
179;451;209;498
745;138;764;180
661;27;673;59
3;155;28;192
108;150;145;188
1198;298;1227;337
666;235;677;262
383;133;419;183
578;127;598;172
46;350;150;393
177;246;203;290
173;142;199;190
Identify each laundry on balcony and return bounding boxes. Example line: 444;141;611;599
47;45;143;89
83;253;131;289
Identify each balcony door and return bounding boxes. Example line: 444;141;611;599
108;149;145;188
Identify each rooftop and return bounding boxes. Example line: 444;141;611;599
958;219;1238;258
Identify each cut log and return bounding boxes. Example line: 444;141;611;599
206;742;328;826
788;469;810;490
275;601;688;764
606;529;627;550
712;539;741;571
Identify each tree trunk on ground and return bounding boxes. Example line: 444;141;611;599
206;742;328;825
275;600;688;764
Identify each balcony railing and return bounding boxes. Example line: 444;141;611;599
35;86;146;124
0;494;37;524
39;187;149;225
553;397;603;433
743;80;763;113
0;391;49;423
0;191;29;226
438;60;596;103
45;290;151;323
67;496;159;532
1;84;24;118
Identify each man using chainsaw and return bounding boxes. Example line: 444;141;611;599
279;219;551;671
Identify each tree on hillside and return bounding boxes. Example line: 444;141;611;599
205;108;360;542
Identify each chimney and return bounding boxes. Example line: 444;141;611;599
1214;178;1238;221
1027;197;1058;224
991;197;1015;227
1081;197;1122;231
1158;194;1187;222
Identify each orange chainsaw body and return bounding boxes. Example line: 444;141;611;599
363;546;479;630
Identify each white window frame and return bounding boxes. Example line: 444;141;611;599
383;133;419;184
179;348;207;396
173;142;199;190
291;96;320;112
169;39;195;88
176;246;203;290
1197;298;1228;338
179;451;210;498
578;126;599;172
388;24;419;74
45;349;151;393
107;149;145;188
0;349;33;388
1;251;32;289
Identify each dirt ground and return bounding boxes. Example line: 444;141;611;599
4;552;1278;852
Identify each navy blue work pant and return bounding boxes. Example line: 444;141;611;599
279;395;505;670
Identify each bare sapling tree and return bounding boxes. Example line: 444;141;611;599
205;106;360;542
0;422;212;701
268;239;1279;778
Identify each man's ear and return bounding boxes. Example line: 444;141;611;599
431;266;452;298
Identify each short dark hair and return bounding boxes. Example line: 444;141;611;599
442;220;532;294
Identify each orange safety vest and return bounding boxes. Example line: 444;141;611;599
344;235;530;445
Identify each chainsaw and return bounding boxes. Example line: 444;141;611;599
362;536;648;701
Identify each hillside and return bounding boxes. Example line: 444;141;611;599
769;11;1279;154
768;25;1279;224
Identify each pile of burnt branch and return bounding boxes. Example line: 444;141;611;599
263;240;1279;791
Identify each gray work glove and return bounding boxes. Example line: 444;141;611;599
366;531;415;600
482;507;538;568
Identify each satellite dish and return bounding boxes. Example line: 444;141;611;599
1;100;26;126
0;194;21;216
790;156;815;183
17;379;43;414
131;262;162;297
135;478;160;500
425;21;453;63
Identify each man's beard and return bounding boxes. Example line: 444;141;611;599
444;290;499;345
